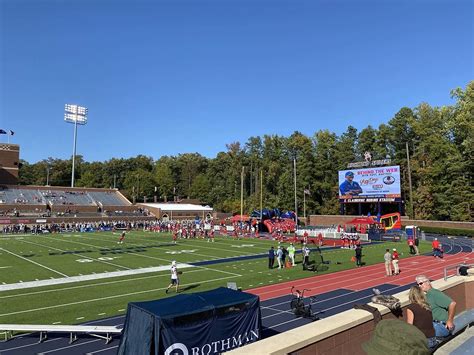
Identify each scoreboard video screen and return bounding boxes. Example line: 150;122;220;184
338;165;401;203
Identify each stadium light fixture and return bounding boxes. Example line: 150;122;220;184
64;104;88;188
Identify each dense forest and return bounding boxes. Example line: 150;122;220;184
19;82;473;221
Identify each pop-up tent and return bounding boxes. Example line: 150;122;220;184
117;287;261;355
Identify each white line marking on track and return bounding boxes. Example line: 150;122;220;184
38;338;102;354
86;345;119;354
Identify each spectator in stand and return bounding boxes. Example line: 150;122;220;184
384;249;392;276
363;319;430;355
392;248;400;275
415;275;456;338
406;285;437;349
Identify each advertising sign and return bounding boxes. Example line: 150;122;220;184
338;165;401;203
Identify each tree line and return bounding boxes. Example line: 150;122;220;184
18;82;473;221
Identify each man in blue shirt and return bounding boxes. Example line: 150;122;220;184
340;171;363;196
268;246;275;269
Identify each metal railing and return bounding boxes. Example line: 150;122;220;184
444;263;473;281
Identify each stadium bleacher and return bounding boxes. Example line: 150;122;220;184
0;188;44;205
41;190;96;206
87;191;129;206
0;186;137;219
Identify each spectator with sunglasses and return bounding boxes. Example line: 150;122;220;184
415;275;456;338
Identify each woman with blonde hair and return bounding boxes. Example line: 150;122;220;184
406;285;437;348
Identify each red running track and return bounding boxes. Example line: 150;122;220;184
247;250;474;301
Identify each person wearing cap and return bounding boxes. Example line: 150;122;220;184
415;275;456;338
288;243;296;266
392;248;400;275
339;171;363;196
302;244;310;270
432;238;440;257
165;260;179;294
363;319;430;355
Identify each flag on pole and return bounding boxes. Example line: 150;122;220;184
304;189;311;195
0;129;6;134
9;130;14;136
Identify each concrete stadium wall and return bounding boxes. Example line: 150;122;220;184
228;276;474;355
309;215;474;230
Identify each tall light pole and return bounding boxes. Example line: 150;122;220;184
293;157;298;228
46;166;50;186
64;104;88;188
406;141;414;219
240;166;245;224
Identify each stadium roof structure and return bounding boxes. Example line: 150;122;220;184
140;203;213;212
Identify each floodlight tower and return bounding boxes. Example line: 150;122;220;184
64;104;88;187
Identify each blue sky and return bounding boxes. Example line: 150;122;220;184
1;0;472;163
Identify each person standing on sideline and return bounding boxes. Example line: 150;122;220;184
415;275;456;338
165;260;180;294
276;246;283;269
268;246;275;269
355;244;362;267
392;248;400;275
432;238;441;257
384;249;392;276
303;244;310;270
288;243;296;266
408;238;415;254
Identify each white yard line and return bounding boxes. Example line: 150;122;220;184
0;263;194;292
19;238;131;271
0;274;241;317
74;232;229;260
39;234;180;265
0;269;203;299
0;247;69;277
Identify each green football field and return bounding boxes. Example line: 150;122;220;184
0;231;430;325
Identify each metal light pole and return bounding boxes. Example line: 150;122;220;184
64;104;88;188
303;188;306;219
293;157;298;228
406;141;415;219
46;166;50;186
240;166;244;224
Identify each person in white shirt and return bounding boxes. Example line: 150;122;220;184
165;260;180;293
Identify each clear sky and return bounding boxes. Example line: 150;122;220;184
1;0;472;163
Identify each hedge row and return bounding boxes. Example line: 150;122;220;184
420;226;474;238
